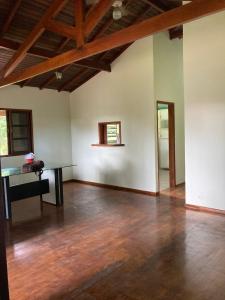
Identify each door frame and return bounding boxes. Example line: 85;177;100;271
157;101;176;191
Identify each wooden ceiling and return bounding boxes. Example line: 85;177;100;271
0;1;224;93
0;0;183;93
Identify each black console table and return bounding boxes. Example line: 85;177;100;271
1;164;74;219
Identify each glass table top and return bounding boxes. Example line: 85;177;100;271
1;163;76;177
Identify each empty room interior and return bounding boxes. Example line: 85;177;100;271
0;1;225;299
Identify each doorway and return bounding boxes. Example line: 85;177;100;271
157;101;176;191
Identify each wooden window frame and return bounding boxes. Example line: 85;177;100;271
0;108;34;157
92;121;125;147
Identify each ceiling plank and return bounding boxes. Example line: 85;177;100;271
0;38;111;72
58;69;89;92
140;0;164;13
75;0;85;48
0;0;22;37
39;65;72;89
84;0;113;37
1;0;225;88
1;0;68;78
44;20;77;40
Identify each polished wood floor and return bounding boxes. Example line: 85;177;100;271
6;183;225;300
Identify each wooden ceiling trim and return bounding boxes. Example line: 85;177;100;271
84;0;113;37
75;0;85;48
1;0;68;78
44;19;77;40
0;0;22;37
1;0;224;88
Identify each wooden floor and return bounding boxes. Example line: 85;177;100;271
6;183;225;300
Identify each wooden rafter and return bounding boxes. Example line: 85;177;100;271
0;0;22;37
0;38;111;72
75;0;85;48
45;20;77;40
1;0;225;88
1;0;68;78
84;0;113;37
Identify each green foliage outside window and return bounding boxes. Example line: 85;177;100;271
0;112;8;156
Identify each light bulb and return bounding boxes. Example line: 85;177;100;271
113;7;122;20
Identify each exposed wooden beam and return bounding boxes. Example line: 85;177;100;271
75;0;84;48
1;0;22;37
0;38;111;72
1;0;68;78
84;0;113;37
45;19;77;40
1;0;225;88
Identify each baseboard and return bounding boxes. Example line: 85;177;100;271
72;179;159;197
176;182;185;187
63;179;75;184
185;204;225;216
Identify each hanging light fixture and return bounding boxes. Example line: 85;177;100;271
55;71;63;80
112;0;123;20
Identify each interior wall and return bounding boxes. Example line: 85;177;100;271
70;36;158;192
184;11;225;210
154;32;185;185
0;85;72;181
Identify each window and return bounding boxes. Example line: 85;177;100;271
0;109;33;156
92;121;124;147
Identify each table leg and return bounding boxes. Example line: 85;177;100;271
54;168;64;206
2;177;11;220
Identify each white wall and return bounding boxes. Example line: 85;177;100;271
0;86;72;181
70;36;158;192
184;12;225;210
154;32;185;184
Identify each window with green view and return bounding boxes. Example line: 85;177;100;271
0;109;33;156
0;110;8;156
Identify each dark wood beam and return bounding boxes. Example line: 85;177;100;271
84;0;113;37
1;0;68;78
0;38;111;72
75;0;84;48
0;0;22;37
45;20;77;40
1;0;224;88
0;158;10;300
